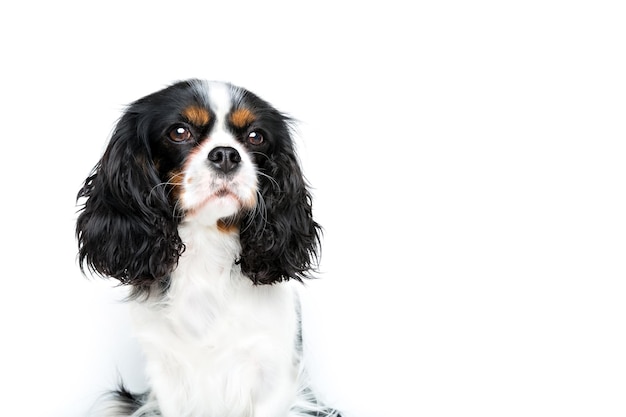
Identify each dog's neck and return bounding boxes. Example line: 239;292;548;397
177;219;242;272
148;220;240;336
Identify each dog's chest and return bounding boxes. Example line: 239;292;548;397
130;243;301;417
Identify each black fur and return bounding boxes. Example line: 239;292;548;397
238;105;322;285
103;385;153;416
105;384;340;417
76;79;321;297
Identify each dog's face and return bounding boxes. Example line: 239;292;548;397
77;80;320;296
141;80;284;225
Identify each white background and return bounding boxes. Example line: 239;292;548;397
1;1;625;416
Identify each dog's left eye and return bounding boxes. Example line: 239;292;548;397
169;126;193;142
247;131;264;145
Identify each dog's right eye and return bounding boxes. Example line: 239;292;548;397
168;126;193;142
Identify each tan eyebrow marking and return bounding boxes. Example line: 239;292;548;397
182;105;211;126
229;108;256;128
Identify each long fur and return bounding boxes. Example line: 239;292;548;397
76;80;338;417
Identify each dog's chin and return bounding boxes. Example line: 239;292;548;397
183;191;246;226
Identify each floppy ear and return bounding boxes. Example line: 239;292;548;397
239;147;322;285
76;112;184;297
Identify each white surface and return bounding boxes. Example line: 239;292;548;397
1;1;625;416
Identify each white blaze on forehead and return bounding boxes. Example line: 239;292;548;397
200;82;235;147
206;81;234;125
189;80;247;129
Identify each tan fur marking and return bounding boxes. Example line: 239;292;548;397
229;108;256;128
168;170;185;202
217;218;239;234
182;106;211;126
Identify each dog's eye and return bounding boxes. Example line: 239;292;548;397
169;126;193;142
247;131;264;145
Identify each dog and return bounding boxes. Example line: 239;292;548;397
76;79;340;417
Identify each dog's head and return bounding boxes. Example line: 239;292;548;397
76;80;320;296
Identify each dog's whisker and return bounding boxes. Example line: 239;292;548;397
257;171;280;190
241;190;268;236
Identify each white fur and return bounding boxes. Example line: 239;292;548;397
130;222;302;417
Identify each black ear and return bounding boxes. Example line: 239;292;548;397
239;147;322;285
76;112;184;297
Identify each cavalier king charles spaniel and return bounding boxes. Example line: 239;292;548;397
76;79;340;417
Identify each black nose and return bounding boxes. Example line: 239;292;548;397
208;146;241;174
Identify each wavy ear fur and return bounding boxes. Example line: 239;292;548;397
239;127;322;285
76;112;183;298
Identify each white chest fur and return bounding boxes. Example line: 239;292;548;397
130;223;301;417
